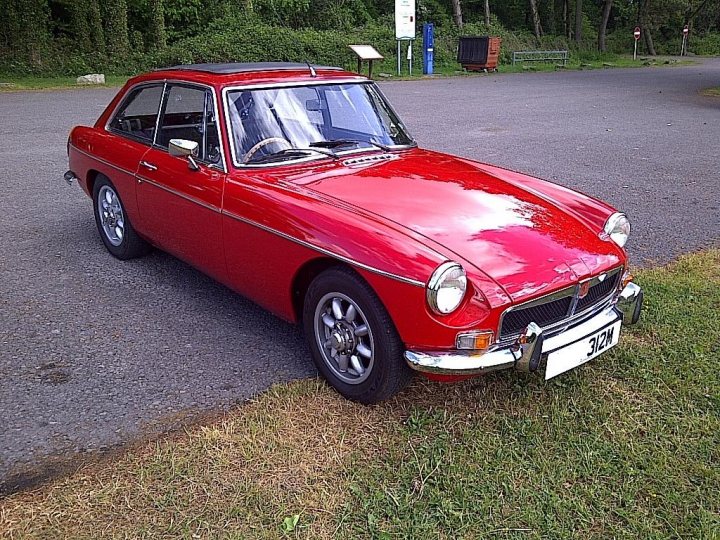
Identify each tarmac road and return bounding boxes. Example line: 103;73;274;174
1;59;718;494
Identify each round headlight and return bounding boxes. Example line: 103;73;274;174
604;212;631;248
427;262;467;315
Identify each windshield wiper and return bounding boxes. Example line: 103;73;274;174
245;146;338;164
310;139;393;152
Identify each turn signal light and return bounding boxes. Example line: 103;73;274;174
456;331;494;351
622;272;634;288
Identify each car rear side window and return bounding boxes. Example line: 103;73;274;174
108;85;163;143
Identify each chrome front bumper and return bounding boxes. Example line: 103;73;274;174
405;282;643;376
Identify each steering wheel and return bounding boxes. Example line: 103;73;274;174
242;137;292;164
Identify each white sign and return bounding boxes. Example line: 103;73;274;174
395;0;416;40
348;45;384;61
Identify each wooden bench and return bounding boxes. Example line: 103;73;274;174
512;50;568;66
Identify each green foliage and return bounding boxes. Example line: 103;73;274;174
103;0;131;57
689;32;720;55
88;0;105;54
147;0;166;49
1;0;719;76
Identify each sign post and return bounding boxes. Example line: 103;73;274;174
681;25;689;56
633;26;641;60
395;0;416;75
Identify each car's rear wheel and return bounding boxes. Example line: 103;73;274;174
92;175;150;260
303;267;412;404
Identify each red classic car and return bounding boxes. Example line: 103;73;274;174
66;62;643;403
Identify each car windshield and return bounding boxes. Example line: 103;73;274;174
226;82;415;165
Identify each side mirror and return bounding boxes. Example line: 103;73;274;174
169;139;200;171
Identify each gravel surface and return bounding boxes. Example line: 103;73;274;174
1;59;718;494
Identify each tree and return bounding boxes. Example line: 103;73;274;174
451;0;463;28
598;0;613;51
104;0;130;57
574;0;582;42
638;0;656;55
67;0;92;53
529;0;543;40
3;0;50;64
88;0;105;53
148;0;166;49
484;0;490;27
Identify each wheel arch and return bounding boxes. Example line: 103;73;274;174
86;169;104;195
290;257;399;325
291;257;347;324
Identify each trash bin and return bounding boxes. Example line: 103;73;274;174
457;36;501;71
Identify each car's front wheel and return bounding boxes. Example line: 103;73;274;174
92;175;150;260
303;267;412;404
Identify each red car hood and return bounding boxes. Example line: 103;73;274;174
292;149;623;301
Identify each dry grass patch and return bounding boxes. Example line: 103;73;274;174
701;86;720;97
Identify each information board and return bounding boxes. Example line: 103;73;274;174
395;0;416;40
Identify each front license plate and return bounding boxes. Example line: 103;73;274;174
544;320;622;380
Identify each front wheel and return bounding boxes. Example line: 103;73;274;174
303;267;412;404
92;175;150;260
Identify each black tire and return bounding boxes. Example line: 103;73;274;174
303;266;413;404
92;175;150;260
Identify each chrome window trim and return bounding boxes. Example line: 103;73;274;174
151;81;167;147
497;266;623;344
105;81;166;148
154;81;226;171
221;209;425;287
105;79;227;173
221;79;417;169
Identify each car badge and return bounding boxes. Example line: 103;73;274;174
578;281;591;298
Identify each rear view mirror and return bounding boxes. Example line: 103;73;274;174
169;138;200;171
306;99;326;112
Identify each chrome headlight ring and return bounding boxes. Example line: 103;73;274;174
603;212;631;248
426;262;467;315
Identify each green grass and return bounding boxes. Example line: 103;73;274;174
362;53;693;79
1;250;719;539
701;86;720;97
0;54;693;89
0;75;129;91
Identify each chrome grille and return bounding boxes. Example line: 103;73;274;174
501;295;573;336
576;271;620;312
499;267;622;341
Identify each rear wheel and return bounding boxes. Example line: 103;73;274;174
92;175;150;260
303;267;412;404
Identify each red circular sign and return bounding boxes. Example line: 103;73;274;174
634;27;641;40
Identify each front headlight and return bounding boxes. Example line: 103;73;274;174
427;262;467;315
604;212;631;248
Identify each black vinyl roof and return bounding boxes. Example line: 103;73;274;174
157;62;344;74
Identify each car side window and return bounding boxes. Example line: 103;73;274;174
108;85;163;143
156;84;222;166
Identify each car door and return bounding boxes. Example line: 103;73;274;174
103;83;165;224
135;83;227;281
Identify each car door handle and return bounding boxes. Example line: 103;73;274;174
140;160;158;171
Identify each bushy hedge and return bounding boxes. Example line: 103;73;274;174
2;15;718;77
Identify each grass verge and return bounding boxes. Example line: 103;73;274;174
1;249;719;539
0;75;129;91
701;86;720;97
0;56;694;90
